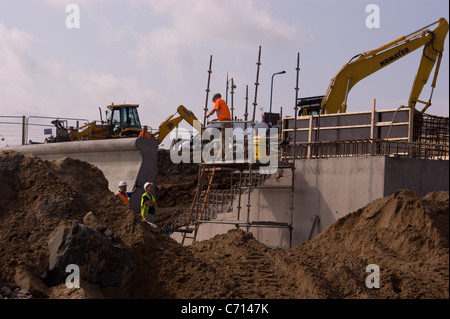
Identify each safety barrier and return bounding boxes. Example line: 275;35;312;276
282;139;449;160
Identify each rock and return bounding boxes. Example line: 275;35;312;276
17;289;31;295
1;286;11;295
48;225;69;271
83;211;107;233
46;221;134;288
48;279;106;299
104;229;113;238
13;266;50;299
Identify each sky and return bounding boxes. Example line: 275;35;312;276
0;0;449;147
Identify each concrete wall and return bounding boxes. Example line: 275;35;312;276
176;156;449;248
2;137;159;213
384;157;449;197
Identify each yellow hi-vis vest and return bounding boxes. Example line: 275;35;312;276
141;192;156;217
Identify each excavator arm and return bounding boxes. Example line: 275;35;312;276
151;105;204;144
321;18;449;114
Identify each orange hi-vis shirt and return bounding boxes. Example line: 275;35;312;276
213;98;231;121
139;130;150;138
116;191;129;204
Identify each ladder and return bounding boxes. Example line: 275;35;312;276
181;166;216;244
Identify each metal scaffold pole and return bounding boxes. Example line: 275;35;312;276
244;85;249;131
231;78;235;120
203;55;213;127
247;46;262;231
289;52;300;248
252;46;261;125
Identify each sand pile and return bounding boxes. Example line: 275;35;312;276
0;150;448;299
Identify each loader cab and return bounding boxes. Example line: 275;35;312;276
297;95;324;116
107;103;142;137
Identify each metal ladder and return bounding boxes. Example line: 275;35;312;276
181;166;216;244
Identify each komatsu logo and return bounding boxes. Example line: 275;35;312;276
379;48;410;67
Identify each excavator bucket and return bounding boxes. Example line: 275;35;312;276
2;137;158;213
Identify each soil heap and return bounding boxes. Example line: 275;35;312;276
0;150;448;299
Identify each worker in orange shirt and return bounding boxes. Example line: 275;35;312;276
115;181;137;205
139;125;151;138
206;93;233;159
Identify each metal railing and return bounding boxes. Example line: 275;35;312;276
281;139;449;160
0;115;89;146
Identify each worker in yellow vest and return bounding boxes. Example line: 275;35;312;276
141;182;157;225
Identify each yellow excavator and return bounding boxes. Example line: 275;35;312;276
151;105;204;144
298;17;449;115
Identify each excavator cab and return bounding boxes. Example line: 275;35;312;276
297;96;324;116
107;103;142;137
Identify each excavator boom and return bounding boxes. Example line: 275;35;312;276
320;18;449;114
151;105;204;144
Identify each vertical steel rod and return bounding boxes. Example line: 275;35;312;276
252;46;261;124
231;78;235;120
289;52;300;248
192;165;203;243
203;55;213;127
237;170;243;220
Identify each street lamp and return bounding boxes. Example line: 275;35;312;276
269;70;286;126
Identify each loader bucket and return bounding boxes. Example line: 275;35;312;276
2;137;158;213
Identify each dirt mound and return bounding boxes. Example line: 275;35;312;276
0;150;448;299
0;151;234;299
288;189;449;298
188;190;449;299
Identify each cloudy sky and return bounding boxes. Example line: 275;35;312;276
0;0;448;147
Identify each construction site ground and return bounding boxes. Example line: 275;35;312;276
0;149;448;300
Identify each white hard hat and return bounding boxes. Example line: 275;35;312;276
119;181;127;187
144;182;153;190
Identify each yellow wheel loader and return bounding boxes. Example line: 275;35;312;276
52;103;142;142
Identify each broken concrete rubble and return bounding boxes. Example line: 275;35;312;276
46;220;134;288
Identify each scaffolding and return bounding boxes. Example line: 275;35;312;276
179;49;300;248
174;48;449;247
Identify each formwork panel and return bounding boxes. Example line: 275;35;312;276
282;108;412;144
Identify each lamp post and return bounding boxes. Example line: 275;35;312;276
269;70;286;126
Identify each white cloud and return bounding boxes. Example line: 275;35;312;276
0;24;36;86
129;0;295;77
98;20;130;45
0;22;161;125
0;23;38;110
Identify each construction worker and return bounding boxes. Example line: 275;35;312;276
141;182;157;225
205;93;233;159
139;125;151;138
115;181;136;205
